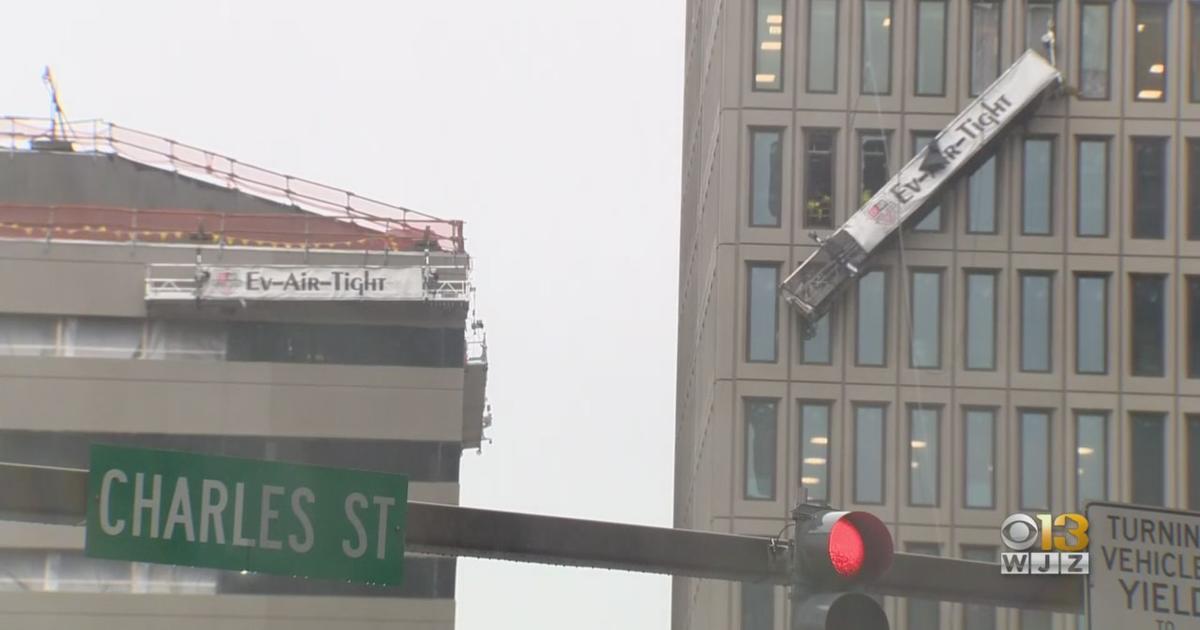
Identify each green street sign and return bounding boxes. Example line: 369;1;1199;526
85;444;409;586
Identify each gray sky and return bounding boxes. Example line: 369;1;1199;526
1;1;683;627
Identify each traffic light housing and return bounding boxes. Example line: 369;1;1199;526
790;506;893;630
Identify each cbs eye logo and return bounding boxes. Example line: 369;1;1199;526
999;513;1090;575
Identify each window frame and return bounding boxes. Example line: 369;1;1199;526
907;403;942;507
1078;0;1112;100
804;128;838;228
806;0;840;93
855;269;890;367
743;397;780;501
1129;272;1167;378
1132;0;1169;102
745;262;781;363
860;0;895;95
1018;271;1055;374
799;308;834;365
1129;411;1167;506
853;402;888;505
748;127;785;228
1189;276;1200;378
1131;136;1168;240
1188;138;1200;241
962;406;997;510
966;154;1000;234
1192;2;1200;103
1075;410;1109;509
1075;273;1109;375
752;0;786;92
964;269;999;371
1076;136;1110;237
909;267;943;369
858;130;892;207
914;0;949;97
798;399;833;503
969;0;1003;97
1020;135;1055;236
1018;408;1053;512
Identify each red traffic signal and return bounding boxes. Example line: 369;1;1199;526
795;509;893;586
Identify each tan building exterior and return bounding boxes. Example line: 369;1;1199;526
0;119;487;629
674;1;1200;628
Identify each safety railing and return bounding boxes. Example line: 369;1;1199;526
0;117;464;253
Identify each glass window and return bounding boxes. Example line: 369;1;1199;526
1189;416;1200;510
1020;272;1052;372
1130;273;1166;377
226;322;465;368
741;581;774;630
971;1;1002;95
62;317;144;359
962;546;997;630
967;155;997;233
1076;274;1108;375
800;403;831;502
854;404;886;504
1077;137;1109;236
1134;1;1168;101
1022;137;1053;235
1079;2;1111;99
1190;139;1200;240
800;310;832;364
1193;3;1200;102
909;406;940;506
859;132;890;205
856;270;887;366
747;263;779;362
1020;609;1054;630
750;128;783;227
146;320;228;361
1020;410;1051;511
0;313;57;357
910;269;942;369
1190;277;1200;378
744;399;778;500
807;0;839;93
805;129;836;227
753;0;785;91
915;0;947;96
1132;137;1167;239
912;132;942;231
906;543;941;628
1131;412;1166;506
1077;412;1108;508
861;0;893;94
965;271;997;370
1026;1;1055;53
964;408;995;508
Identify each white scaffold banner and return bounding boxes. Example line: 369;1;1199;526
198;266;426;301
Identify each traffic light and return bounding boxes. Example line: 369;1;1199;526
790;506;893;630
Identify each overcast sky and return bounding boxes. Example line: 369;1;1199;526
1;1;683;628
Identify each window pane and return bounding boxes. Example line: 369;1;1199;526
1131;274;1165;377
962;547;997;630
906;543;941;628
744;399;778;500
1080;3;1111;99
1076;275;1108;375
1189;416;1200;510
1193;5;1200;102
1020;609;1054;630
741;581;774;630
0;313;57;357
753;0;784;91
968;156;997;233
966;272;996;370
857;271;887;366
146;320;228;361
1134;2;1167;101
855;405;885;503
800;311;832;364
1191;277;1200;378
913;133;942;231
1077;412;1108;508
1132;137;1167;239
1026;2;1054;53
1022;138;1053;235
1077;138;1108;236
911;270;941;368
62;317;143;359
916;1;947;95
1020;273;1052;372
862;0;893;94
1190;139;1200;240
800;403;831;502
805;129;836;227
747;264;779;362
964;409;995;508
1131;412;1166;506
1020;410;1051;511
807;0;838;92
909;407;939;506
860;132;890;206
971;1;1001;95
750;129;783;227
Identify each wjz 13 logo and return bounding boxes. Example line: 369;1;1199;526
1000;513;1090;575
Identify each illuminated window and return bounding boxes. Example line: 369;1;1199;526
799;402;831;502
1076;412;1108;508
908;405;939;506
861;0;893;94
753;0;785;91
1133;1;1167;101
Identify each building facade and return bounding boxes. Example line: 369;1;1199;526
0;119;487;629
675;0;1200;628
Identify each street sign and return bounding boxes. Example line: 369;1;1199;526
85;444;409;585
1086;502;1200;630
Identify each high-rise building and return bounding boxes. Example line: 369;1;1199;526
0;118;488;629
675;1;1199;628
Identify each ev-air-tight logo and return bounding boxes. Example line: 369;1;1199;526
1000;513;1090;575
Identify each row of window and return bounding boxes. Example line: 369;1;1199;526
750;265;1200;379
0;314;466;368
754;0;1193;104
0;549;455;598
751;128;1192;240
745;399;1192;510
